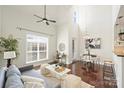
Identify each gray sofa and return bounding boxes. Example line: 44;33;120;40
0;65;61;88
0;67;6;88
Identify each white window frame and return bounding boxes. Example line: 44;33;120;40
26;34;48;63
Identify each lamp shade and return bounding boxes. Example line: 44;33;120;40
4;51;16;59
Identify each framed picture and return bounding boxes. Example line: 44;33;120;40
85;38;101;49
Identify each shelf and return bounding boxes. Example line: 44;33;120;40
116;41;124;43
115;40;124;46
114;6;124;57
116;55;124;57
114;46;124;56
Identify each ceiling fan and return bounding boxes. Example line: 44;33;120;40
34;5;56;25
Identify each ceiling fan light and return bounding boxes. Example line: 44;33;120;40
46;21;49;25
34;5;56;25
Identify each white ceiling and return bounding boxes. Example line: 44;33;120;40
1;5;72;21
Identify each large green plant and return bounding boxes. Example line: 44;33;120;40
0;35;18;53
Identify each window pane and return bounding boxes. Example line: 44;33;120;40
27;52;37;62
32;52;37;60
27;53;32;62
26;34;48;63
39;43;47;51
39;52;46;59
39;43;43;51
44;44;47;50
32;43;37;51
27;42;37;51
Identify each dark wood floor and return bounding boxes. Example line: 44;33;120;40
66;61;117;88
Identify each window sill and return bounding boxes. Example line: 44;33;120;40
26;58;49;64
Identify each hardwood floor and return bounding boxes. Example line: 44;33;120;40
66;61;117;88
34;61;117;88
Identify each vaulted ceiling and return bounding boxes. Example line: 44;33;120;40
1;5;72;22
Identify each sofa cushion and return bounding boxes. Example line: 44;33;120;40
22;69;61;88
6;65;21;77
5;73;24;88
21;75;44;84
0;67;6;88
24;82;44;88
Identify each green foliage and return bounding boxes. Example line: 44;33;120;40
0;35;18;53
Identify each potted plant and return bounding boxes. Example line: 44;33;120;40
0;35;18;54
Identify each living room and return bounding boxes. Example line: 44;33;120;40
0;5;124;88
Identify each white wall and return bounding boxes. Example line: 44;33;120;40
57;25;69;63
79;6;113;63
56;6;72;64
113;55;124;88
113;54;122;88
112;5;124;88
69;6;80;62
112;6;120;27
0;5;57;67
122;58;124;88
112;5;120;52
56;6;80;64
57;5;113;64
0;6;3;67
0;6;2;36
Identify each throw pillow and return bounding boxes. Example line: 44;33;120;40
6;65;21;77
5;73;24;88
40;64;51;76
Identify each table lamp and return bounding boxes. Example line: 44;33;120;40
4;51;16;67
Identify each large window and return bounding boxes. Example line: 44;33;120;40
26;34;48;63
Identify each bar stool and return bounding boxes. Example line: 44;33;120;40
103;60;115;79
103;60;116;87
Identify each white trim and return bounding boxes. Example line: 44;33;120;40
26;34;49;64
17;27;54;36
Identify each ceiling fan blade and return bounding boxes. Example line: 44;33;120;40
34;14;43;19
47;19;56;23
46;21;49;25
36;20;44;22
